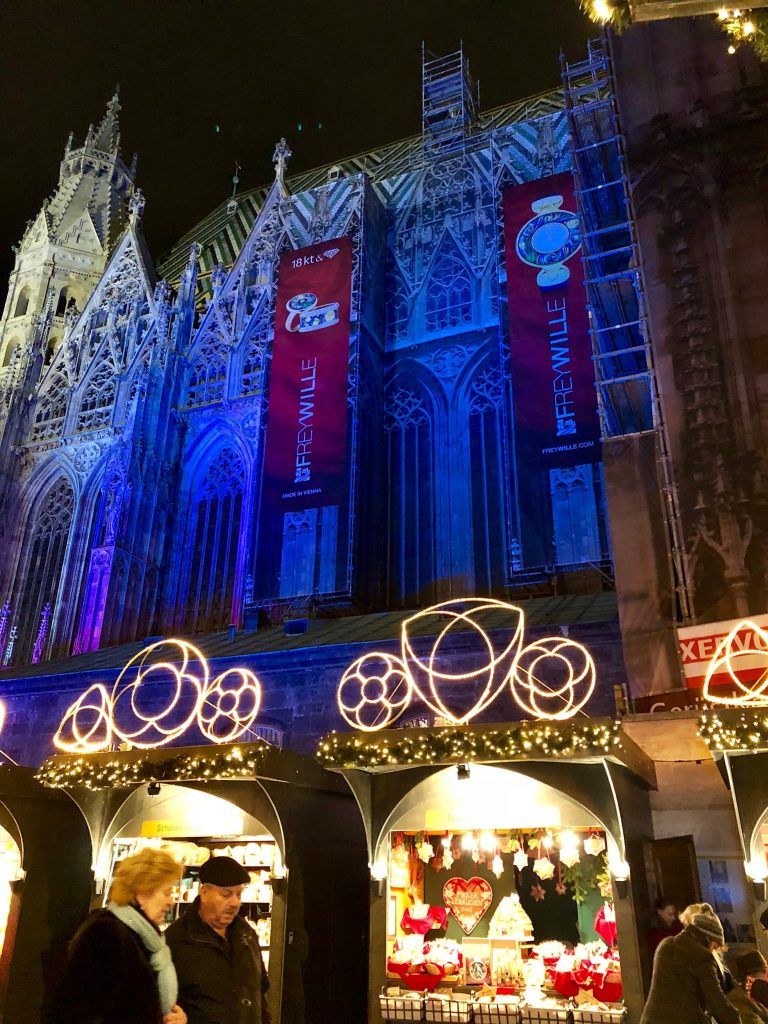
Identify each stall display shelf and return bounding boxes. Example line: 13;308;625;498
425;995;475;1023
380;991;425;1022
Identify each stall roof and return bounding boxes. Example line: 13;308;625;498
0;592;618;682
37;740;347;793
316;718;656;789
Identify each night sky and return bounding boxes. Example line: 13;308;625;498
0;0;591;285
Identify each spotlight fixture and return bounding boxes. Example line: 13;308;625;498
457;763;471;781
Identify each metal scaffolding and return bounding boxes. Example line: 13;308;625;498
561;37;692;622
421;42;479;160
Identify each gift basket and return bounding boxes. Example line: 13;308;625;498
474;991;522;1023
518;1000;571;1023
388;938;464;991
380;987;426;1023
424;991;475;1023
571;1005;627;1024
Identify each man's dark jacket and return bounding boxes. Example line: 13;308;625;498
165;899;269;1024
640;925;741;1024
46;909;163;1024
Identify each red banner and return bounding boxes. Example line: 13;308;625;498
262;237;353;512
502;173;600;469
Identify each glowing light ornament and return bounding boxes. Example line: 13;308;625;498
533;857;555;881
559;846;581;868
418;839;434;864
702;620;768;706
492;854;504;879
199;667;262;742
442;847;455;872
54;683;113;753
584;833;606;857
336;652;412;731
109;639;209;748
401;599;525;725
53;638;273;752
480;831;497;853
510;636;596;721
513;847;529;871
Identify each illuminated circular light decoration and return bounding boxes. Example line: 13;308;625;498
53;639;272;752
401;598;525;725
110;640;209;749
336;652;412;732
509;637;596;722
199;667;262;743
54;683;113;753
702;620;768;707
334;597;600;732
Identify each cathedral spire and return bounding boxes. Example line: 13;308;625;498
91;86;121;153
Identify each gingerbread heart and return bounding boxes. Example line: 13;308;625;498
442;876;493;935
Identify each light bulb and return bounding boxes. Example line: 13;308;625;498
480;831;496;853
591;0;613;22
462;832;476;852
542;832;554;850
559;830;580;850
728;44;737;54
442;834;453;847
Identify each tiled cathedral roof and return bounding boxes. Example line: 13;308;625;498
0;591;616;682
158;87;565;299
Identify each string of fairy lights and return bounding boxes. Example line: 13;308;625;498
36;743;270;791
698;710;768;751
316;719;621;770
580;2;768;60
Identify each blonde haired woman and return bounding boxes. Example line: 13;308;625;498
679;902;733;994
50;848;187;1024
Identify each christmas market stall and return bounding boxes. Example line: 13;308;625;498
0;763;92;1024
317;600;658;1024
35;640;369;1024
701;708;768;915
692;621;768;928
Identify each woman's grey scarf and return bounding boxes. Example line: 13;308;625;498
108;900;178;1014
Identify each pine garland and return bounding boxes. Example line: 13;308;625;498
36;742;270;790
316;720;621;769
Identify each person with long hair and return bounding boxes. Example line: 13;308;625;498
640;903;739;1024
50;847;187;1024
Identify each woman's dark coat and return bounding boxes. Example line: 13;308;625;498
640;925;740;1024
47;908;163;1024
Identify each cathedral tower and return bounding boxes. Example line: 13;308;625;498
0;90;135;378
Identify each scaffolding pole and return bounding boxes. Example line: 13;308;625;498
561;37;692;624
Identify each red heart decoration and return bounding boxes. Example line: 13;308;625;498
442;876;493;935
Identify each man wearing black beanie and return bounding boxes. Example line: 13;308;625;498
165;855;270;1024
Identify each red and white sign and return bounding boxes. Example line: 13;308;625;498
261;236;353;513
442;876;493;935
678;615;768;690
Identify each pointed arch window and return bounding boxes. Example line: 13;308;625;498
385;382;437;606
14;478;74;663
77;365;116;432
181;447;245;633
186;340;228;407
387;266;411;342
468;365;508;591
14;288;30;318
31;373;69;442
425;251;473;333
2;340;20;368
